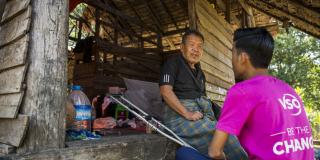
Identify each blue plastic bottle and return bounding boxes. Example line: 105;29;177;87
68;85;92;132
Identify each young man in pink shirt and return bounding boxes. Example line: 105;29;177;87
209;28;315;160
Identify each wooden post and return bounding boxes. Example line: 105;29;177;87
157;34;163;51
77;21;83;40
188;0;197;30
95;9;100;38
18;0;68;154
226;0;231;23
140;26;144;48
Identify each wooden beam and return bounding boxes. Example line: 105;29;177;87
188;0;197;30
0;114;29;147
83;0;158;33
178;0;188;15
69;14;94;34
165;38;176;50
0;35;29;71
0;6;31;47
215;0;241;26
0;65;27;94
77;21;82;40
0;92;24;119
102;63;159;80
95;9;101;37
146;28;188;39
159;1;180;31
99;20;157;45
226;0;231;23
1;0;30;24
124;0;152;33
238;0;255;27
299;0;320;8
238;0;253;16
108;0;136;43
142;0;163;34
259;0;320;28
247;0;320;38
124;0;157;45
95;37;161;62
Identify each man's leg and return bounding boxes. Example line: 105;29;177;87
176;147;211;160
197;98;248;159
223;135;248;160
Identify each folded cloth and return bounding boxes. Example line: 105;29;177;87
93;117;117;129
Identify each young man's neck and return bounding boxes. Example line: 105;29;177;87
244;68;269;80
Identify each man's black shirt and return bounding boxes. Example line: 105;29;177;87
159;54;206;99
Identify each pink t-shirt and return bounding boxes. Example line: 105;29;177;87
216;75;314;160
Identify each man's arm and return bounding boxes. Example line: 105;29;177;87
160;85;203;121
208;130;228;159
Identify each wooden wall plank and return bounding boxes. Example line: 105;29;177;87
201;51;233;77
197;0;233;35
0;92;24;118
0;65;27;94
188;0;197;29
0;6;31;47
0;114;29;147
207;91;226;102
204;71;232;89
199;25;232;59
203;41;232;67
196;7;232;49
200;61;234;84
206;83;227;96
0;35;29;71
1;0;30;23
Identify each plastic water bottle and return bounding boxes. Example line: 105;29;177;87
68;85;93;132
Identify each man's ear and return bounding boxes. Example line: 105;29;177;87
239;51;250;65
180;44;184;53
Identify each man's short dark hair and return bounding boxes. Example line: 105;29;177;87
233;28;274;68
182;29;204;44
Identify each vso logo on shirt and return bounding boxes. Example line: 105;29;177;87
278;94;301;116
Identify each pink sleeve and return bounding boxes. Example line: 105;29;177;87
216;87;252;136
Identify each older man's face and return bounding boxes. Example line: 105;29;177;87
181;35;204;65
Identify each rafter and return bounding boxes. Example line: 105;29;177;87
142;0;164;34
159;1;180;31
215;0;241;26
108;0;136;43
247;0;320;38
99;20;157;45
260;0;320;28
125;0;156;47
238;0;256;27
83;0;158;33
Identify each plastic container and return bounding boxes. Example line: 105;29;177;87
115;104;128;120
68;85;95;132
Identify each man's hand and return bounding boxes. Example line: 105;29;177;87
208;130;229;160
183;110;203;121
208;150;226;160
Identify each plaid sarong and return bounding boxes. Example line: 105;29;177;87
164;97;248;160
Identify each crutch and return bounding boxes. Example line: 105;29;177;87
110;95;197;151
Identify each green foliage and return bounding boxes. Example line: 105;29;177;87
269;27;320;139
